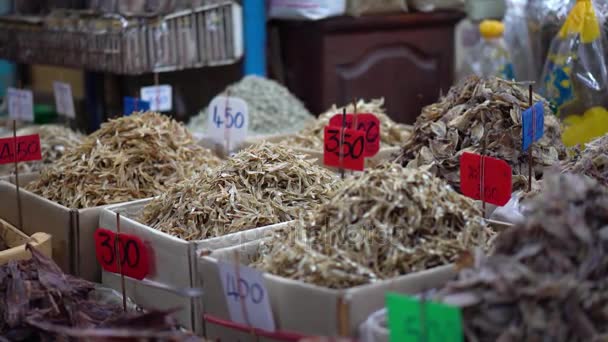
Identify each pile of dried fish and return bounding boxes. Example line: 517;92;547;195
434;172;608;341
0;244;197;341
281;98;412;150
560;133;608;186
252;165;492;289
396;76;567;191
189;75;314;135
25;112;221;208
0;124;83;175
140;142;341;241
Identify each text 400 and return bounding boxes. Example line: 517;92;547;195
225;273;265;304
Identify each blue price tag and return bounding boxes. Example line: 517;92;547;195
123;97;150;116
522;101;544;151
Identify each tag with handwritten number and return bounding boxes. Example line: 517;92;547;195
387;293;463;342
522;101;544;151
217;260;276;332
53;81;76;119
123;97;151;116
329;113;380;156
140;85;172;112
207;96;249;151
7;87;34;122
324;126;366;171
460;152;512;206
94;228;150;280
0;134;42;165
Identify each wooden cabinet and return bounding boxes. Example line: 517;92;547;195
272;11;464;124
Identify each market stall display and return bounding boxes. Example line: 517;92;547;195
0;124;83;176
434;172;608;341
140;142;341;240
560;133;608;186
252;165;492;289
396;76;567;191
25;111;221;208
0;218;51;264
188;76;314;136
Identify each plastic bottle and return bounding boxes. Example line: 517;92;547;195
461;20;516;80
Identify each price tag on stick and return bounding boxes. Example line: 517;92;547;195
53;81;76;119
207;95;249;152
94;228;150;280
522;101;544;151
460;152;512;207
217;260;276;332
329;113;380;157
140;85;172;112
7;87;34;122
323;126;366;171
0;134;42;164
386;293;463;342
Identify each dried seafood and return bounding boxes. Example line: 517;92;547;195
189;75;314;135
25;112;221;208
0;124;83;175
140;142;341;241
0;244;197;341
396;76;567;191
280;98;412;150
252;165;493;289
560;133;608;186
434;172;608;341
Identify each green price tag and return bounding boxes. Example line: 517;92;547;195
386;293;463;342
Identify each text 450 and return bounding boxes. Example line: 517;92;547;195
213;106;245;129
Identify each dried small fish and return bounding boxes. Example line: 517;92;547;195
560;133;608;186
281;98;412;150
25;112;221;208
0;124;83;175
140;142;342;241
434;172;608;341
396;76;567;191
252;165;493;289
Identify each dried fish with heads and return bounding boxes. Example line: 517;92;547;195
560;133;608;186
25;112;221;208
252;165;493;289
140;142;342;240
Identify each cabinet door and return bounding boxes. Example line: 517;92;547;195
323;26;455;124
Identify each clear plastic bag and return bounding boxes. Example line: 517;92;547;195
269;0;346;20
346;0;408;16
504;0;536;81
540;0;608;146
460;20;515;80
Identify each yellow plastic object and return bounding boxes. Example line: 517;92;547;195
559;0;600;43
479;20;504;39
562;106;608;146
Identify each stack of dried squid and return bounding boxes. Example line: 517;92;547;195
252;165;493;289
280;98;412;151
434;172;608;341
139;142;342;241
396;76;567;191
560;133;608;186
0;124;83;176
25;112;221;208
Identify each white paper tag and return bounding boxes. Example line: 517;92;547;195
140;85;172;112
53;81;76;118
207;96;249;152
217;260;275;332
7;87;34;122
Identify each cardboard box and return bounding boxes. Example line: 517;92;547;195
199;240;456;340
0;218;52;264
99;199;295;333
0;176;147;282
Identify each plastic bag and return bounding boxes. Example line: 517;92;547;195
540;0;608;146
346;0;408;16
269;0;346;20
460;20;515;80
504;0;537;81
408;0;463;12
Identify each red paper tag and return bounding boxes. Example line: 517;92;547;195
460;152;512;206
94;228;150;280
324;126;365;171
0;134;42;165
329;113;380;157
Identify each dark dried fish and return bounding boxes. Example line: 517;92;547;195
396;76;567;191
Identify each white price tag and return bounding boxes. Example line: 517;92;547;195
207;96;249;152
53;81;76;118
7;87;34;122
140;85;172;112
217;260;275;332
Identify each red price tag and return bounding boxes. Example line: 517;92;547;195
329;113;380;157
0;134;42;165
323;126;365;171
94;228;150;280
460;152;512;206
